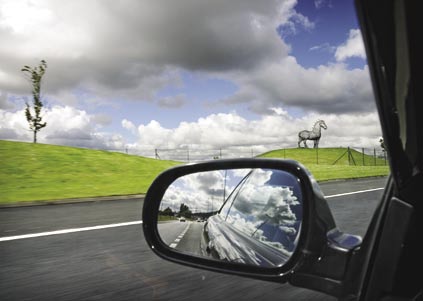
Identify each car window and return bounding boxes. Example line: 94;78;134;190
1;0;392;300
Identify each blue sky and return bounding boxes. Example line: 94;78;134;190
283;0;363;68
0;0;382;158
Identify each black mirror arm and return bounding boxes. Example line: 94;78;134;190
290;187;363;299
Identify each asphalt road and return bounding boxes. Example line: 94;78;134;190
159;221;204;256
0;177;387;300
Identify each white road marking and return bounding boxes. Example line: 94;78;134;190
0;187;384;242
0;220;142;242
169;223;191;249
325;187;384;199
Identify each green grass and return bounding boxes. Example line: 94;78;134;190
306;165;389;181
0;140;180;204
259;147;390;181
0;141;390;204
157;215;178;222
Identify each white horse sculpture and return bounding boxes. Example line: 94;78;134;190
298;120;327;148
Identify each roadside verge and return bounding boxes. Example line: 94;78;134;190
0;194;145;208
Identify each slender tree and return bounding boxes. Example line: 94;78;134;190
21;60;48;143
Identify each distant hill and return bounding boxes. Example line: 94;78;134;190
259;147;387;166
258;147;389;182
0;140;179;203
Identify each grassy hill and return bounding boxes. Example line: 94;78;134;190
259;147;389;181
0;141;390;204
259;147;387;165
0;140;180;203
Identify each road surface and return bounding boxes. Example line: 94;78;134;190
0;177;387;300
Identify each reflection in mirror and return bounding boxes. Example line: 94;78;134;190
157;168;302;268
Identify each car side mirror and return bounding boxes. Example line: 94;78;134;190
142;159;362;295
159;166;303;268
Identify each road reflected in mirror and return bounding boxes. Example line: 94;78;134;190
157;168;303;268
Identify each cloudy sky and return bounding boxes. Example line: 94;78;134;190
0;0;382;159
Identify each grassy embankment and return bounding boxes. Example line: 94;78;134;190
0;140;179;204
0;141;389;204
259;148;389;181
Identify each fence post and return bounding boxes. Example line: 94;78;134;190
155;149;160;160
374;148;376;166
362;148;365;166
348;147;351;165
349;147;356;166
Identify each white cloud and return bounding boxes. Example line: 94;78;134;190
276;0;315;37
92;114;112;127
309;43;336;53
0;106;124;149
335;29;366;62
132;110;382;154
0;1;380;153
161;169;251;213
216;57;374;114
157;95;187;109
0;1;370;115
1;105;383;159
0;108;29;140
0;0;296;100
0;92;15;110
0;0;54;34
122;119;136;133
314;0;331;9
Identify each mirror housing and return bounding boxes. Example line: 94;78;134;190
142;159;361;295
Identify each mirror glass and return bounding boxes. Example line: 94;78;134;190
157;168;303;268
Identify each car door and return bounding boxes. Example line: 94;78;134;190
353;0;423;299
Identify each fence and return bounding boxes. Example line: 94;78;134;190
332;147;387;166
116;147;260;162
113;146;388;165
